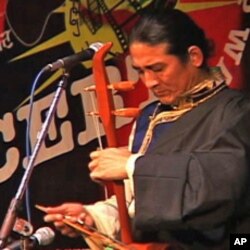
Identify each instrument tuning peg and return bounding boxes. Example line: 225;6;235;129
84;81;136;92
109;81;136;91
112;108;140;118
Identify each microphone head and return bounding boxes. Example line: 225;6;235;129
2;227;55;250
32;227;55;246
43;41;104;72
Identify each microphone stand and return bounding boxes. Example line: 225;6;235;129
0;70;70;249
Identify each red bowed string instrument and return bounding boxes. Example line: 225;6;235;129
88;42;170;250
91;42;135;244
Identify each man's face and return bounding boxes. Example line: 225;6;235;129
130;42;198;104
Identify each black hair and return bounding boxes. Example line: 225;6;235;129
129;8;214;66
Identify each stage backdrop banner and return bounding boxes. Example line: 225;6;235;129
0;1;249;249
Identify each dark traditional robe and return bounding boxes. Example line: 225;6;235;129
133;87;250;249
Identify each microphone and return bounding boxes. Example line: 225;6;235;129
3;227;55;250
43;42;104;72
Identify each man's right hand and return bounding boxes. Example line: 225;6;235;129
42;202;95;238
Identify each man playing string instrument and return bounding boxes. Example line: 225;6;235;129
42;8;250;250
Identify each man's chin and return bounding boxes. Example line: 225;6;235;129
158;97;176;105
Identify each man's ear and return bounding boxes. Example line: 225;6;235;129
188;46;204;67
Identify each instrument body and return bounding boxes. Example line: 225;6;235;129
92;42;132;244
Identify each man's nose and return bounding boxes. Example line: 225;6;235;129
144;70;159;88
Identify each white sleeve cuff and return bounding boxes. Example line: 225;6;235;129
84;198;119;239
